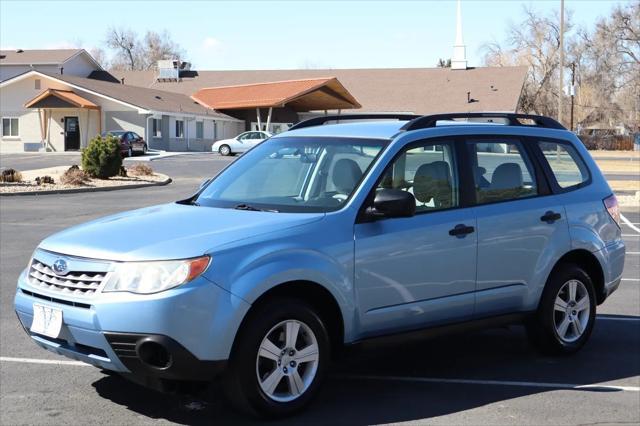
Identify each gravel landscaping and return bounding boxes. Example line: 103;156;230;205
0;165;170;195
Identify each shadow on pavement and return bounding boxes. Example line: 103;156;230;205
93;316;639;425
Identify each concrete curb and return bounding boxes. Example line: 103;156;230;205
0;175;172;197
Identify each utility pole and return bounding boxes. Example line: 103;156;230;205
558;0;564;125
570;62;575;132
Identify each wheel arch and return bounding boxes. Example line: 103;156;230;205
233;280;345;357
548;249;606;304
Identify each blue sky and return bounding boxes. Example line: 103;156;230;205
0;0;626;70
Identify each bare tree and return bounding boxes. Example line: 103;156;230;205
482;7;571;118
88;47;108;69
105;27;185;71
106;27;140;71
483;1;639;132
436;58;451;68
141;30;185;70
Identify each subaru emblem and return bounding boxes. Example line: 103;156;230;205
52;258;68;275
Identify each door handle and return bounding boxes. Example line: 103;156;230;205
540;211;562;223
449;224;475;237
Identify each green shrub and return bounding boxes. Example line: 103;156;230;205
81;135;122;179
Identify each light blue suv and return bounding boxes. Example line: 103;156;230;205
14;113;625;417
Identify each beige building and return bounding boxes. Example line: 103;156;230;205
0;50;242;153
2;48;527;153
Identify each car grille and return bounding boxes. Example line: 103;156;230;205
28;259;107;296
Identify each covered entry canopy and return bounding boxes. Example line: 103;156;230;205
191;77;360;132
24;89;101;151
25;89;99;110
191;77;361;112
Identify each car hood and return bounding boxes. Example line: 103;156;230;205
39;203;324;261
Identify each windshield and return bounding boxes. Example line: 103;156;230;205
195;136;388;212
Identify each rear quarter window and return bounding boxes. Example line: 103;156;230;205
537;141;589;190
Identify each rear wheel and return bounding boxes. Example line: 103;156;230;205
142;144;148;155
224;298;330;418
219;145;231;156
526;264;596;355
127;146;133;157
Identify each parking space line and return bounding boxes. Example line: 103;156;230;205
0;356;89;366
626;251;640;255
597;315;640;321
340;374;640;392
622;234;640;237
620;215;640;234
621;278;640;282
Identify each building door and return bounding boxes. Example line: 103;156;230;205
64;117;80;151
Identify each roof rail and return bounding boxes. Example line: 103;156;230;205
401;113;566;131
289;113;421;131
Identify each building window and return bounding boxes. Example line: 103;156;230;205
1;117;19;138
34;79;41;90
152;118;162;138
196;121;204;139
175;120;184;138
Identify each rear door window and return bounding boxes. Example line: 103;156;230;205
537;141;589;189
466;138;538;204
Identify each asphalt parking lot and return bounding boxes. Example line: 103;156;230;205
1;153;639;425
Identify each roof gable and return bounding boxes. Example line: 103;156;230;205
191;77;361;111
0;49;82;65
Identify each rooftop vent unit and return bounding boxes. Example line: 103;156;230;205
156;59;192;82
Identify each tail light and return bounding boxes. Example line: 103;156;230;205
603;194;621;227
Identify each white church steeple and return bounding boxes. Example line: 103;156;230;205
451;0;468;70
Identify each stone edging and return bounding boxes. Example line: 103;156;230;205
0;175;172;197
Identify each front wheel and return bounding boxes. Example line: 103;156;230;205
526;264;596;355
224;298;330;418
127;147;133;157
219;145;231;156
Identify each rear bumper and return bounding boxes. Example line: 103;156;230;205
598;240;625;301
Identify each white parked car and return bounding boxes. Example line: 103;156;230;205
212;131;272;156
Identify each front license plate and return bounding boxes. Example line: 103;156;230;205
30;303;63;338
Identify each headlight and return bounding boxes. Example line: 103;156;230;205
102;256;210;294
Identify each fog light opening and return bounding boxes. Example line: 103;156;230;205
137;340;172;369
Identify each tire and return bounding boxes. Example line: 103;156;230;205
224;298;330;418
526;264;596;355
142;144;147;155
128;147;133;158
219;145;231;156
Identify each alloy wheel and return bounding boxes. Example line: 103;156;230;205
255;319;319;403
553;279;590;343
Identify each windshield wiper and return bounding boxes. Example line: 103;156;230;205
234;203;279;213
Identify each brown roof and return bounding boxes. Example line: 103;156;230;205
113;66;528;114
191;77;361;111
37;72;234;119
25;89;99;109
0;49;84;65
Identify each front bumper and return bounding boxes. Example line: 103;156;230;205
14;269;249;381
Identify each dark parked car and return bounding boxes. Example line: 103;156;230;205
101;131;148;157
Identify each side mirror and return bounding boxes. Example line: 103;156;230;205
199;178;211;190
367;189;416;219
